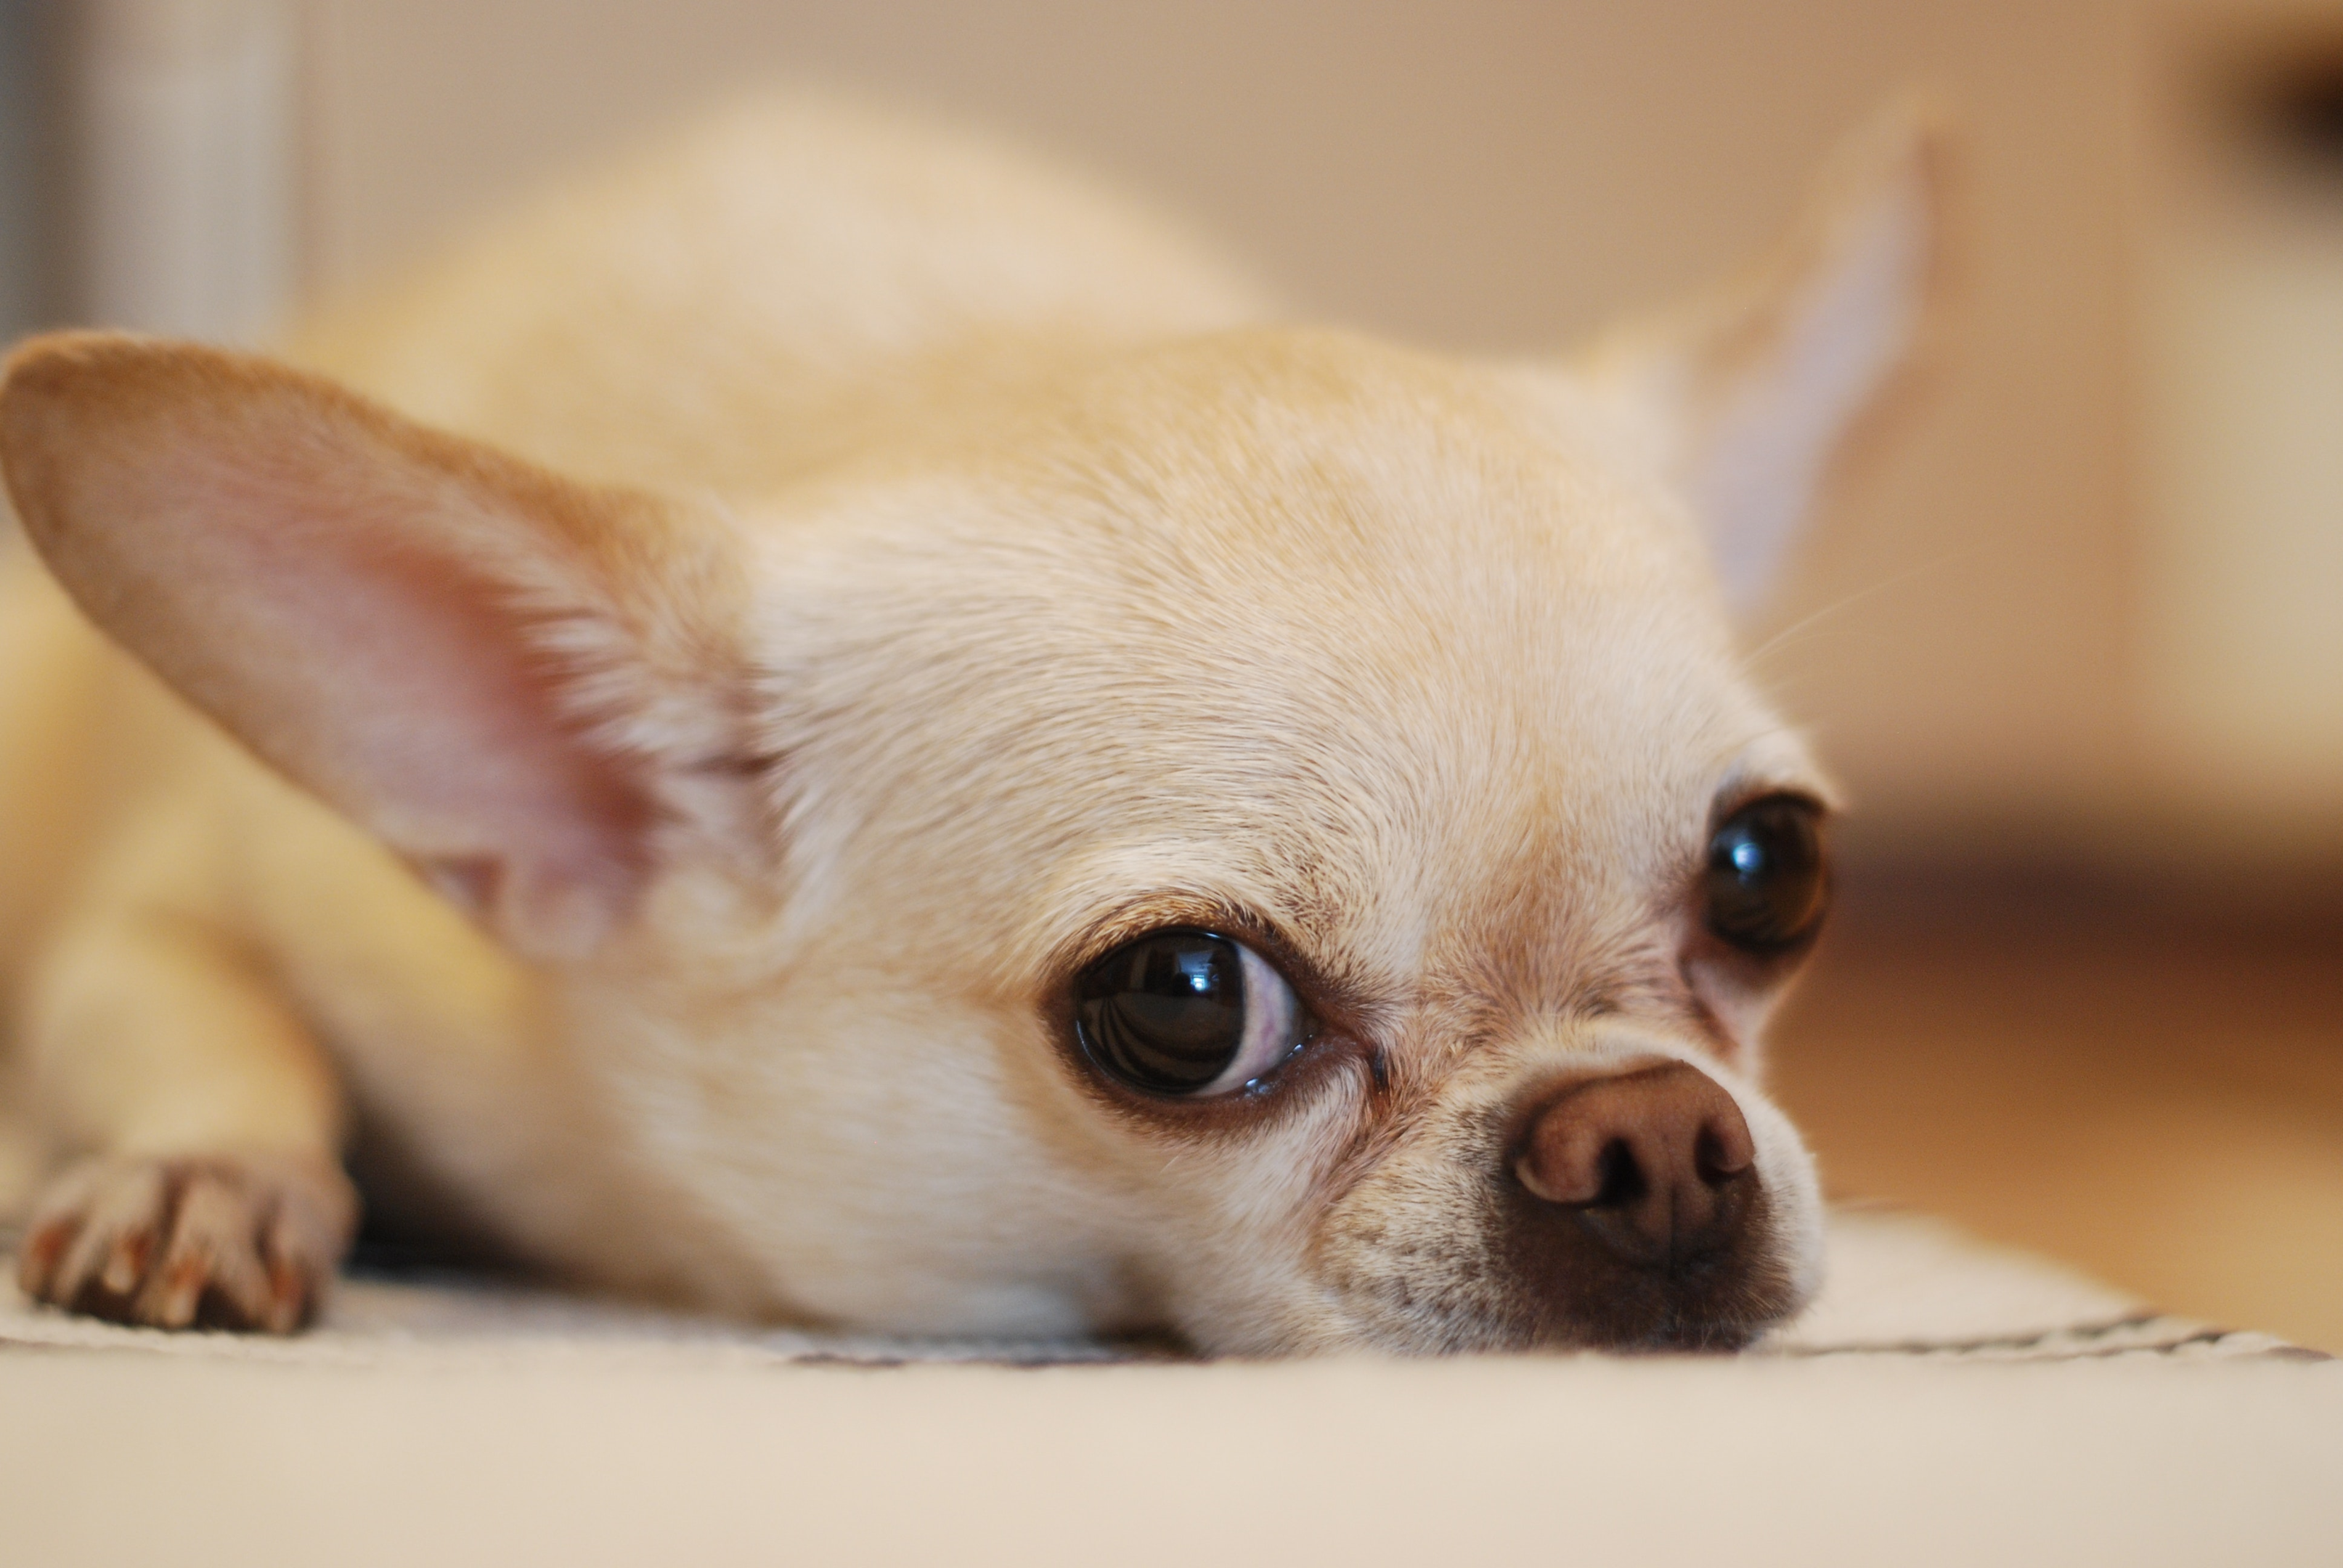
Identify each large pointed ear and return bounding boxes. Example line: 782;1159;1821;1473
0;332;757;960
1580;99;1952;611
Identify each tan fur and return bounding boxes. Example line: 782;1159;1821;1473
0;96;1939;1348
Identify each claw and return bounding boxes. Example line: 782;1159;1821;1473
101;1233;148;1296
18;1220;70;1296
151;1257;207;1329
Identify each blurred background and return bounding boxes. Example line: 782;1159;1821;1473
1;0;2337;1347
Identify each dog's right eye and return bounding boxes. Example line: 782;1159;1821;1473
1074;930;1313;1097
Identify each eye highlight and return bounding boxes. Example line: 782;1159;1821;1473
1074;929;1313;1098
1705;796;1829;954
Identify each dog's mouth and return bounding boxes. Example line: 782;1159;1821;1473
1490;1173;1798;1353
1370;1196;1801;1355
1300;1055;1813;1356
1310;1196;1804;1357
1486;1059;1801;1350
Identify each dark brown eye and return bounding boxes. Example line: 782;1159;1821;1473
1706;796;1828;954
1074;929;1311;1097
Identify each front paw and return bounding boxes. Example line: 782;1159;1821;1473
17;1151;357;1333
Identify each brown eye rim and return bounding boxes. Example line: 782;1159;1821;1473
1702;792;1833;957
1072;928;1314;1099
1043;899;1380;1130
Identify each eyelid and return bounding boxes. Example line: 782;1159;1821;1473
1057;895;1264;981
1058;896;1357;1024
1709;786;1830;828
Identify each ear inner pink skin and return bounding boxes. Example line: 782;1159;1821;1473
0;337;661;960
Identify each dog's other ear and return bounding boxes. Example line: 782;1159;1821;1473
0;333;754;960
1581;99;1950;612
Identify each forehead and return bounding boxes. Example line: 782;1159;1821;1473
754;332;1809;997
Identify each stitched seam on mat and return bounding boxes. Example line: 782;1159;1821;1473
1783;1315;2331;1363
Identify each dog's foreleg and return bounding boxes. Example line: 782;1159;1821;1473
14;902;354;1332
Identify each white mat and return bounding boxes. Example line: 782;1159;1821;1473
3;1206;2336;1567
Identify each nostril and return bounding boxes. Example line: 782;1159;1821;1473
1510;1061;1761;1257
1694;1114;1755;1188
1589;1138;1646;1209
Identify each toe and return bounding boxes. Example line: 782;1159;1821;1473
18;1161;103;1302
54;1161;170;1315
152;1172;275;1330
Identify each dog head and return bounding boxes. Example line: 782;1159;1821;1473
0;110;1941;1352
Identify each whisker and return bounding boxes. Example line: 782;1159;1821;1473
1741;551;1968;670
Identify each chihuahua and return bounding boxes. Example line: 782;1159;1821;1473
0;97;1939;1350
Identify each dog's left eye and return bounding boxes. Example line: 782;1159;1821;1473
1706;795;1830;954
1074;929;1313;1098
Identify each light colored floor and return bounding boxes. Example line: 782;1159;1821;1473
1770;882;2343;1352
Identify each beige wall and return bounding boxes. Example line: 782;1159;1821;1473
290;0;2338;863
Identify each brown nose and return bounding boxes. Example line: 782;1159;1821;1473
1513;1061;1756;1271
